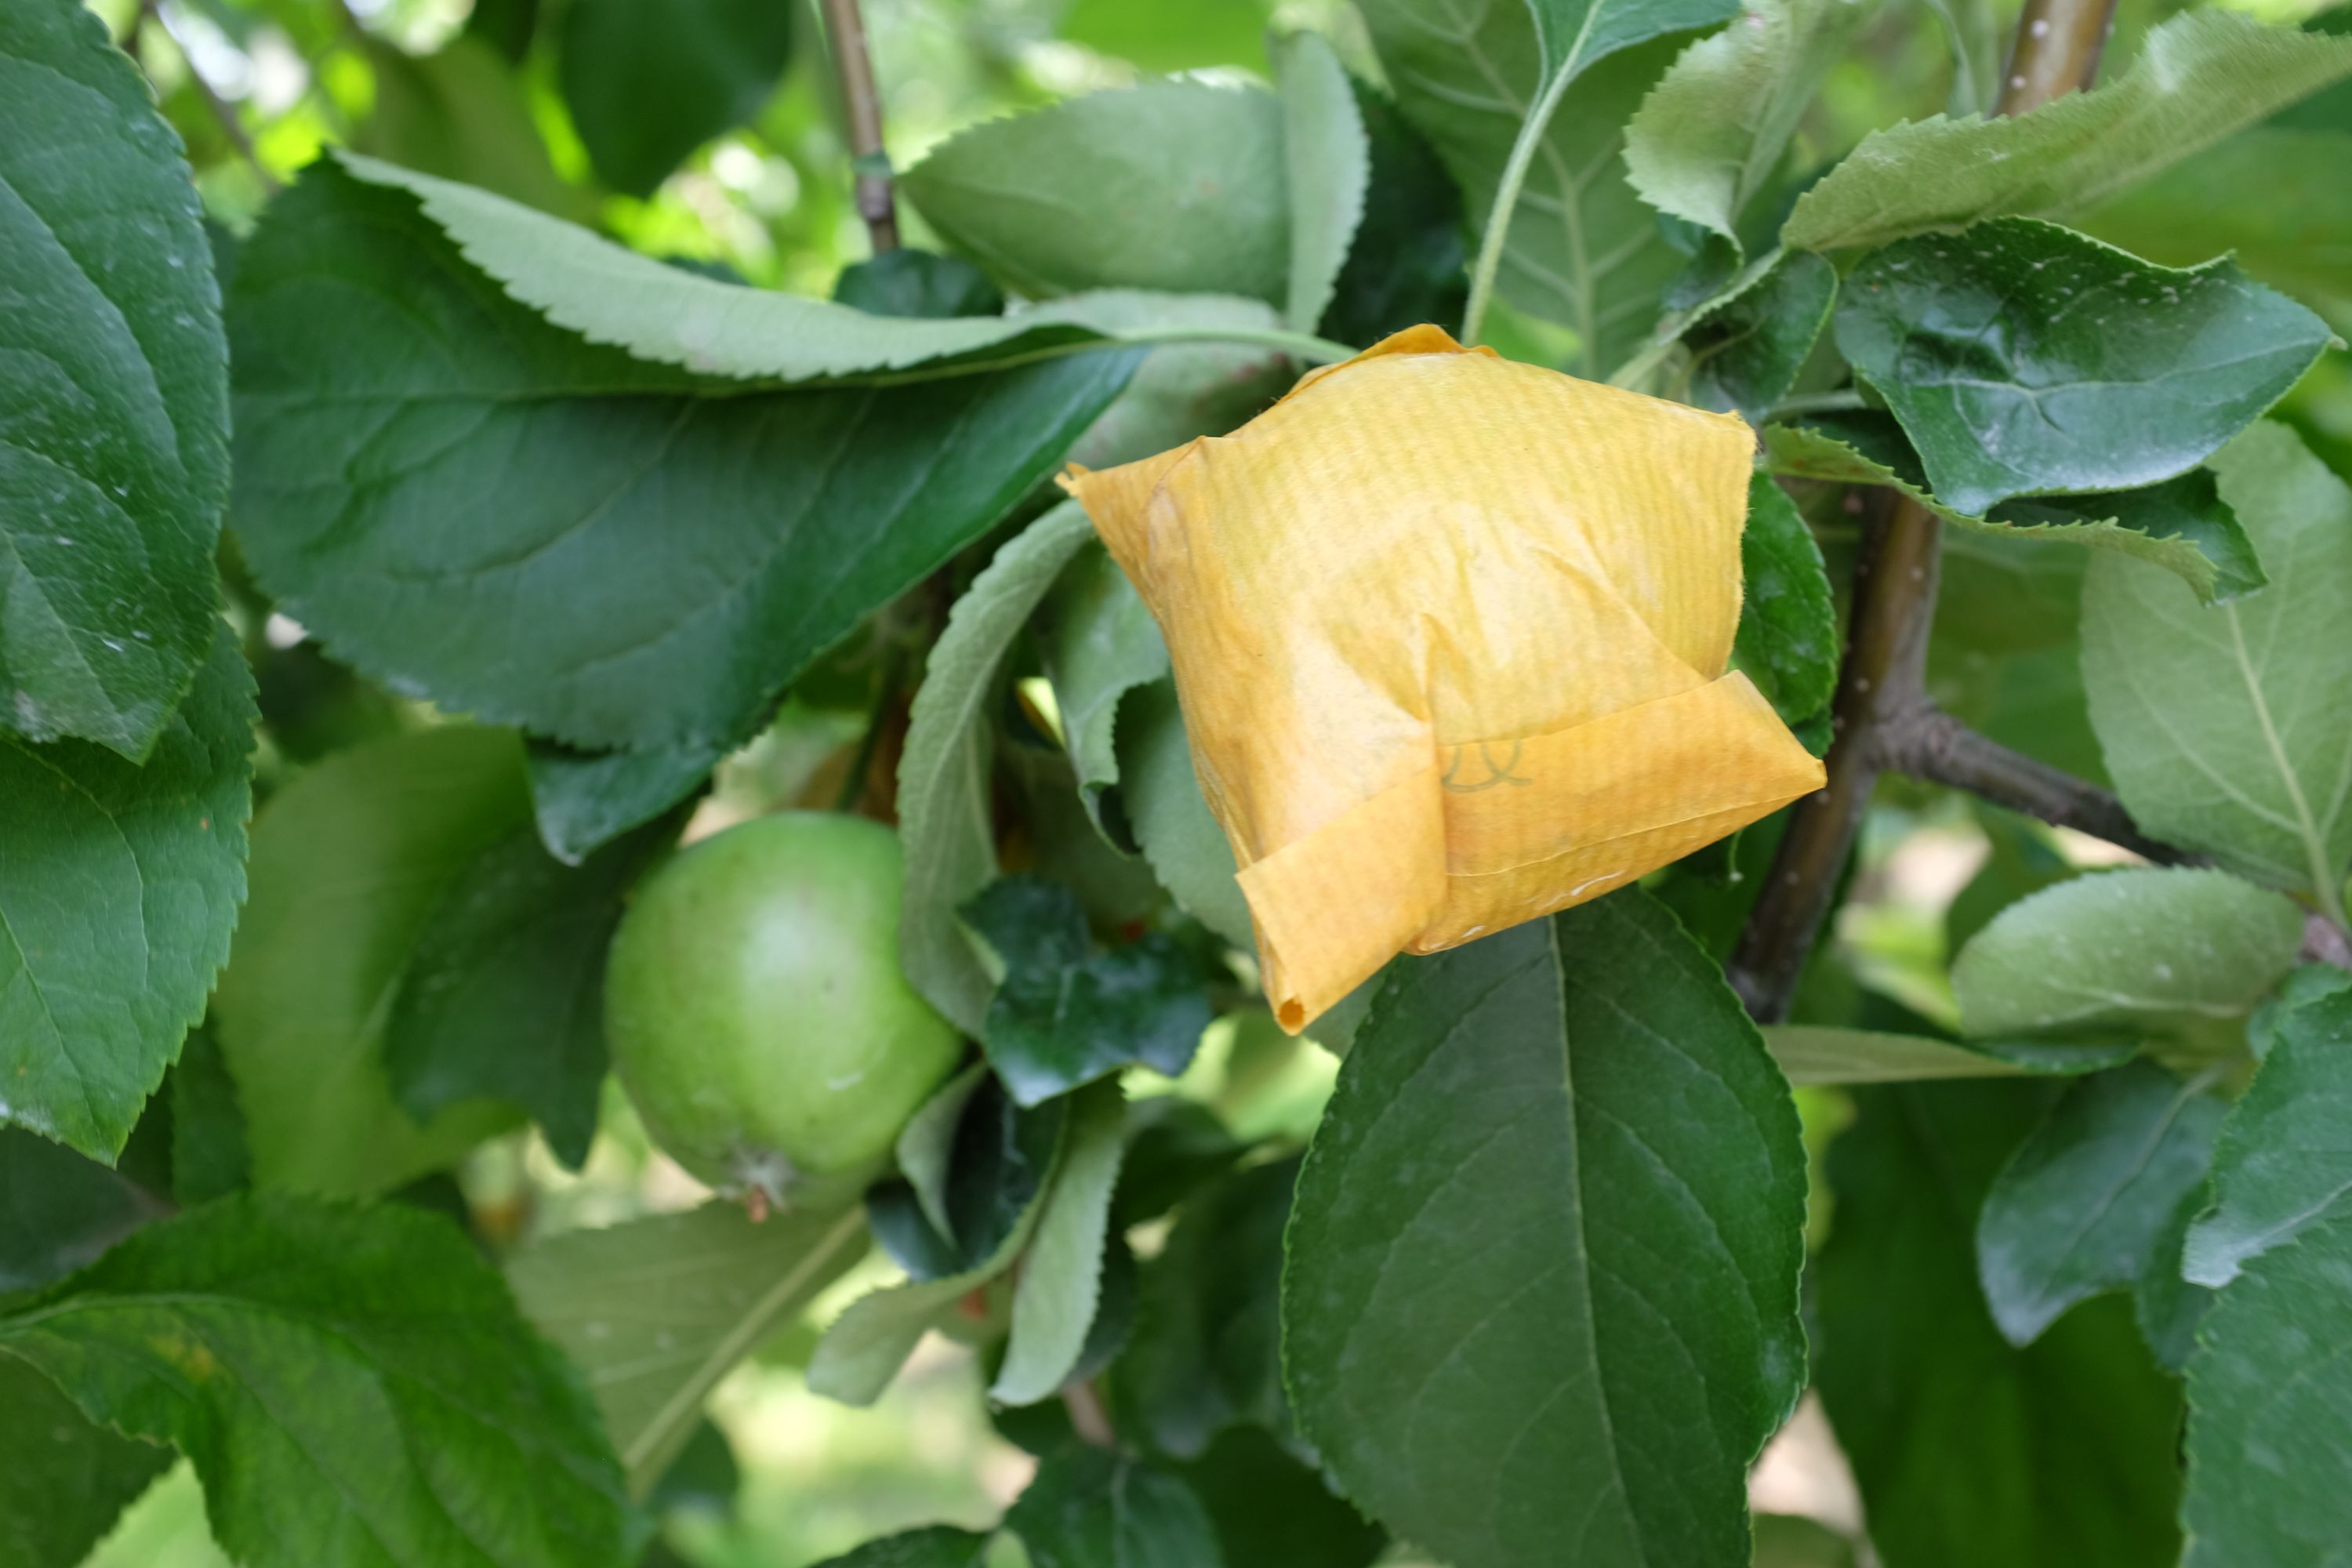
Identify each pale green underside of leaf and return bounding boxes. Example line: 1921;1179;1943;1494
0;1196;631;1568
896;1065;987;1244
902;79;1291;306
897;502;1098;1037
0;624;252;1160
507;1199;869;1495
1782;10;2352;252
212;727;532;1196
1760;1026;2129;1083
1039;541;1169;837
1623;0;1881;245
1951;867;2307;1040
1284;891;1805;1568
1276;30;1373;333
2183;989;2352;1288
0;0;229;757
1358;0;1692;375
992;1080;1126;1404
1116;681;1255;951
330;153;1105;382
2082;423;2352;907
1759;423;2257;604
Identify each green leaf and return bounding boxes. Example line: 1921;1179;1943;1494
806;1111;1065;1407
1007;1447;1225;1568
1113;1156;1297;1459
1835;218;2333;517
1762;1026;2134;1084
833;250;1006;321
2135;1181;2214;1373
1047;292;1296;474
1624;0;1881;248
1734;473;1835;723
902;81;1290;305
1813;1082;2184;1568
507;1199;869;1495
354;35;585;220
383;817;672;1170
1359;0;1708;374
321;154;1110;383
1275;31;1371;334
895;1064;988;1244
2082;423;2352;906
2183;987;2352;1287
1951;867;2307;1041
993;1080;1127;1404
0;1127;165;1291
1318;81;1470;346
1946;805;2076;953
1283;889;1806;1568
1761;416;2264;604
0;1195;632;1568
0;625;251;1160
0;1356;170;1568
1975;1062;2224;1347
1782;11;2352;253
557;0;791;197
1116;681;1254;949
2180;1208;2352;1566
2076;126;2352;334
1918;0;1998;116
211;727;532;1196
1178;1425;1386;1568
961;877;1212;1107
169;1026;249;1205
228;160;1135;753
810;1528;994;1568
898;502;1098;1036
1057;0;1272;71
1038;542;1168;842
1683;248;1838;424
0;0;228;758
524;736;721;866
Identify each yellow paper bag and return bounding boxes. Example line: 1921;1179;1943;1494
1062;325;1826;1032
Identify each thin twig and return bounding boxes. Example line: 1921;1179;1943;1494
1059;1380;1117;1449
819;0;899;254
1883;709;2195;866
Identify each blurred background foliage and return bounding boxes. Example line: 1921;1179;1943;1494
76;0;2352;1561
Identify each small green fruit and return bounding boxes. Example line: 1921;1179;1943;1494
605;811;962;1203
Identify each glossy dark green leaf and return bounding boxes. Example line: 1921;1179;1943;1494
1735;473;1835;724
1836;218;2332;516
961;877;1212;1107
0;1195;632;1568
384;815;673;1170
0;1356;170;1568
524;736;722;866
2180;1209;2352;1566
1007;1447;1225;1568
212;727;532;1196
2183;988;2352;1288
1178;1425;1385;1568
1318;80;1468;346
810;1528;994;1568
1762;414;2263;604
1114;1156;1297;1459
1685;249;1837;425
557;0;791;197
1815;1081;2183;1568
0;625;252;1160
228;160;1136;753
1976;1062;2223;1347
1283;890;1806;1568
902;82;1289;304
509;1199;869;1494
0;0;228;757
878;1066;1064;1282
832;250;1005;321
2081;423;2352;902
0;1127;165;1291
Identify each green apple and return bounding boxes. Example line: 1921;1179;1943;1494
605;811;963;1204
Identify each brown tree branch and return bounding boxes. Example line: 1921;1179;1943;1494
1882;709;2197;866
819;0;899;254
1726;0;2123;1021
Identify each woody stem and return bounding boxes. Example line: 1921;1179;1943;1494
820;0;899;253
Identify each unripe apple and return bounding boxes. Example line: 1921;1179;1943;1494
605;812;962;1204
